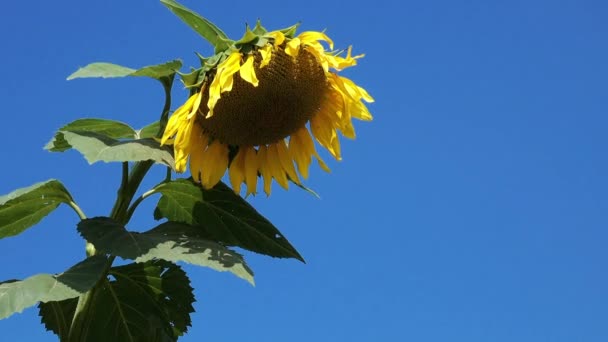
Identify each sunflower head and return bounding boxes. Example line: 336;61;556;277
161;16;373;196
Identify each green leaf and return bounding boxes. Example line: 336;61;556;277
37;297;77;341
67;60;182;81
41;260;195;341
137;121;161;139
67;62;135;80
130;60;183;79
0;255;107;319
45;118;137;152
154;178;305;262
0;180;74;239
78;217;255;285
160;0;233;52
53;131;175;168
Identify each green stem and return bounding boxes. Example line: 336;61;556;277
110;160;155;224
157;76;174;139
125;188;158;223
69;74;174;340
165;166;172;182
67;200;87;220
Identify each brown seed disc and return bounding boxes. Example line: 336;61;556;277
197;46;328;146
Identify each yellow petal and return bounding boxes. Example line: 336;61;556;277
187;90;203;119
206;69;223;118
173;117;196;172
304;45;329;72
162;93;198;145
328;46;360;70
357;84;375;103
219;52;241;93
288;130;312;179
267;144;289;190
298;31;334;50
244;146;259;195
339;117;356;139
285;37;301;57
188;126;207;183
239;55;259;87
299;128;331;173
201;141;229;188
267;31;285;47
259;45;272;68
229;148;246;194
257;145;273;196
311;114;341;160
350;100;373;121
314;154;331;173
275;139;300;184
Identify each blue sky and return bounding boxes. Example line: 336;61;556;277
1;0;607;341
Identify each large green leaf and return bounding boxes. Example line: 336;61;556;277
50;131;174;168
160;0;232;52
37;299;77;341
40;260;195;341
66;62;135;80
67;60;182;81
78;217;254;285
154;178;304;262
0;255;107;319
0;180;74;239
45;118;137;152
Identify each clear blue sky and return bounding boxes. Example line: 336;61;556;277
1;0;607;341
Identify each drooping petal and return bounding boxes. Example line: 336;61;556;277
304;45;329;72
259;45;272;68
288;129;313;179
239;55;259;87
187;90;204;119
299;127;332;173
206;69;223;118
350;100;373;121
243;146;259;195
311;114;341;160
298;31;334;50
188;125;207;183
275;139;300;184
356;84;375;103
285;37;301;57
201;141;229;188
162;93;199;145
229;148;246;194
257;145;273;196
267;31;285;47
219;52;242;93
267;144;289;190
173;120;194;173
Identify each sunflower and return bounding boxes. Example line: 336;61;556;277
161;21;373;196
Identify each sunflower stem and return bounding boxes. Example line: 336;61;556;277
157;76;174;139
69;73;174;340
165;166;172;182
